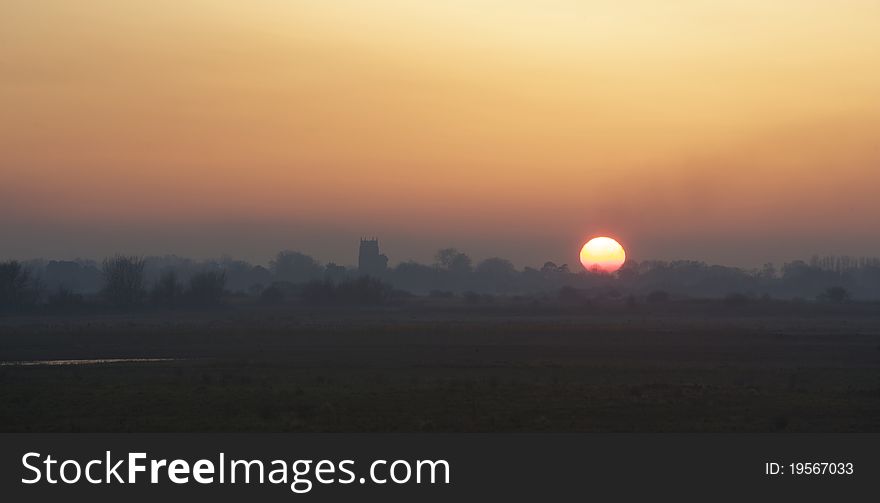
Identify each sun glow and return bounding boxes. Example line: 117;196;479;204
579;237;626;273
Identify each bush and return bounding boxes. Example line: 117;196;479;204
337;276;392;305
301;277;393;306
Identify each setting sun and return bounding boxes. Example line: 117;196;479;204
579;237;626;273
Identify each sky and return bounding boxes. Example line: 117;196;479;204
2;0;879;268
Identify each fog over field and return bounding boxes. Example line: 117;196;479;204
3;1;880;436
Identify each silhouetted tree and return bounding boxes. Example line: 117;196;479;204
541;261;570;274
390;261;438;294
150;270;183;308
616;260;639;283
0;260;41;310
270;251;323;282
10;248;880;302
780;260;828;297
101;255;146;307
219;257;272;293
435;248;472;273
337;276;392;305
43;260;102;293
186;270;227;306
475;257;516;292
541;261;558;273
301;279;336;305
476;257;515;276
47;286;84;310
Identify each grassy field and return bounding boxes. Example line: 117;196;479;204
2;301;879;431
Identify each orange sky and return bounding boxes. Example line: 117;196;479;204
2;1;879;266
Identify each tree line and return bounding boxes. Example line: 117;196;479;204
2;249;880;312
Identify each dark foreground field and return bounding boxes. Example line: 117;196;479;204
2;301;880;432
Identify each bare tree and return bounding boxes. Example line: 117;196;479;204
150;270;183;307
101;255;146;307
0;260;41;310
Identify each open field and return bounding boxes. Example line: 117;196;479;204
2;301;880;432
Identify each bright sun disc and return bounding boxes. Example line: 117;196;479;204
579;237;626;273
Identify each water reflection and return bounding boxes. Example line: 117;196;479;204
0;358;176;366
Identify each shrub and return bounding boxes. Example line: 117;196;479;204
337;276;393;305
301;277;393;306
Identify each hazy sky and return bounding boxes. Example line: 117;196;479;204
2;1;879;268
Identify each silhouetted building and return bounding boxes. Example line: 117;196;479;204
358;238;388;276
324;262;347;282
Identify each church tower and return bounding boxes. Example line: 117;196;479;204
358;238;388;276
